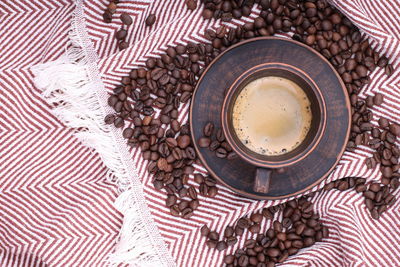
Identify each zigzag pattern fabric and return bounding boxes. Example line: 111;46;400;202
1;0;399;266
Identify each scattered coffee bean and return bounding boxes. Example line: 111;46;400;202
120;13;133;26
115;29;127;40
146;14;156;26
186;0;197;11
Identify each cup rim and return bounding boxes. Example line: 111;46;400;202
221;62;327;168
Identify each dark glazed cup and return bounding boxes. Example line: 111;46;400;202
221;63;327;194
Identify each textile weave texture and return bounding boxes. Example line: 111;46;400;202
1;0;400;266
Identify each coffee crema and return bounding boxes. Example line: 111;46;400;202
232;76;312;156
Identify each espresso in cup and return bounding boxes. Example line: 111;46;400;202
232;76;312;156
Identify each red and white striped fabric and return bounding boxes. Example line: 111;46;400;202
1;0;400;267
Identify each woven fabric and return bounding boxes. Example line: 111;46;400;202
1;0;400;266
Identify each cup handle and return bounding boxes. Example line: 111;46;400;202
253;168;272;193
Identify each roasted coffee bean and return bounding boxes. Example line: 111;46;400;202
227;152;238;160
216;241;227;251
201;225;210;236
119;41;128;50
188;186;197;199
237;218;251;229
204;139;218;151
389;123;400;136
206;240;217;248
114;117;125;128
185;146;196;159
224;226;234;238
104;114;115;124
372;93;384;106
203;122;214;137
120;13;133;25
238;255;249;267
215;147;227;158
224;255;235;265
177;135;191;148
103;10;113;23
122;127;134;139
115;29;127;40
249;223;261;233
250;213;263;223
186;0;197;11
235;225;244;236
193;173;203;184
208;230;219;241
208;186;218;197
385;64;394;76
146;14;156;26
165;194;177;207
199;183;208;195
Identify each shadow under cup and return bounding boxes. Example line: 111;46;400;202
222;63;327;174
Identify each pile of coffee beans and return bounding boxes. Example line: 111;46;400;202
198;122;238;159
200;0;255;21
323;176;397;220
201;195;329;266
104;41;227;218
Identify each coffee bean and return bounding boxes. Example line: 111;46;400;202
103;10;113;23
385;64;394;77
177;135;191;148
203;122;214;137
208;230;219;241
338;180;349;191
145;14;156;26
250;213;263;223
216;128;225;142
355;65;368;77
188;186;197;199
238;255;249;267
237;218;251;229
364;190;375;200
273;220;283;232
226;152;237;160
122;127;134;139
104;114;115;125
378;117;389;128
221;226;234;239
249;223;261;233
205;237;221;249
224;255;235;264
115;29;127;40
374;93;384;106
186;0;197;11
165;194;177;207
216;241;227;251
120;13;132;25
199;182;208;195
201;225;210;237
114;117;125;128
215;147;227;158
208;186;218;197
371;207;379;219
166;137;178;148
389;123;400;136
355;184;367;193
266;248;280;258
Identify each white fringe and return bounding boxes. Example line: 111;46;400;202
31;1;175;266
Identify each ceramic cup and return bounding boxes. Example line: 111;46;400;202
221;63;327;193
